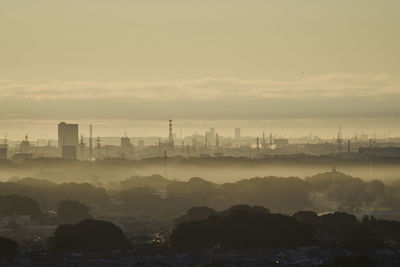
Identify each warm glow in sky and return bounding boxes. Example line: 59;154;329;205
0;0;399;138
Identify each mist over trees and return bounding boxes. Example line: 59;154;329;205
1;171;400;265
174;205;270;225
0;171;400;220
0;178;108;211
2;155;400;186
306;172;388;209
111;172;400;217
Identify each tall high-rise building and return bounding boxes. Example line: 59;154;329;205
58;122;79;148
169;120;173;144
168;120;174;150
205;128;216;148
210;128;215;137
58;122;78;159
234;128;241;139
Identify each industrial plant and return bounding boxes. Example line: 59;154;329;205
0;120;399;162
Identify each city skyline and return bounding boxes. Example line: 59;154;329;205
1;2;400;264
1;118;399;141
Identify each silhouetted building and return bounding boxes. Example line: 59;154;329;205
210;128;215;136
137;140;145;147
121;136;131;148
58;122;79;148
274;138;289;146
121;136;133;152
58;122;78;159
234;128;241;139
0;144;7;160
62;145;77;160
20;135;31;153
168;120;174;151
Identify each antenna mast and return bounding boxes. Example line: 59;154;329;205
89;125;93;156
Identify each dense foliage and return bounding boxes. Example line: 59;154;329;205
170;206;313;249
171;205;400;251
56;200;90;224
47;219;131;255
0;237;18;263
0;194;42;220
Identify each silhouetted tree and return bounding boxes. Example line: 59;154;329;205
0;180;109;210
114;187;164;214
119;175;170;190
47;219;131;255
317;212;358;236
220;204;270;216
174;206;217;225
170;206;313;249
292;210;318;225
0;237;18;263
0;194;42;220
56;200;90;224
220;176;312;212
367;180;386;198
336;224;384;250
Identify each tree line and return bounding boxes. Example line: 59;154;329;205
171;205;400;252
1;171;400;219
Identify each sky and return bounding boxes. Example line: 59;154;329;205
0;0;399;139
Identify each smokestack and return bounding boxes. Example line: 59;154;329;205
89;125;93;155
168;120;174;151
205;133;208;150
169;120;173;144
337;126;343;153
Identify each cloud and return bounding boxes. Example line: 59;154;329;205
0;73;398;101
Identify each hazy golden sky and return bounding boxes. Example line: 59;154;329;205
0;0;399;137
1;0;399;81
